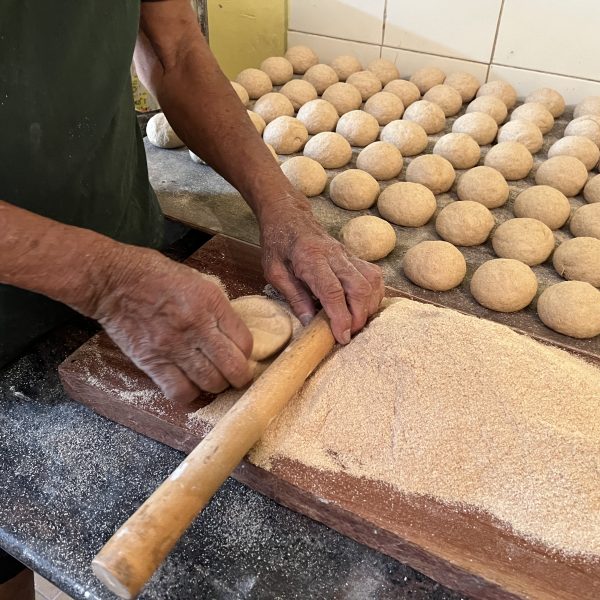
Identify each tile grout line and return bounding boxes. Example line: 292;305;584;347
491;61;600;84
487;0;506;82
379;0;388;58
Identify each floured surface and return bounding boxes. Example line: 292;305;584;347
194;298;600;558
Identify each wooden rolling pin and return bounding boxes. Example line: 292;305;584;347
92;310;336;599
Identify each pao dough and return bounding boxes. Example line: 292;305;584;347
346;70;383;101
466;96;508;125
423;84;463;117
356;141;403;181
296;99;339;134
383;79;421;107
564;116;600;147
339;215;396;261
435;201;495;246
405;155;456;194
433;132;481;169
363;91;404;125
553;237;600;287
281;156;327;197
146;113;184;149
456;166;509;208
452;112;498;145
252;92;294;124
513;186;571;230
303;63;339;95
409;66;446;94
403;241;466;291
492;218;555;266
484;141;533;180
322;82;363;116
230;81;250;106
476;80;517;109
403;100;446;134
525;88;565;118
584;174;600;203
380;120;428;156
377;182;436;227
329;169;380;210
303;132;352;169
444;71;480;102
247;110;266;134
574;96;600;119
262;116;308;154
548;136;600;171
534;156;588;196
329;55;363;81
189;150;205;165
570;203;600;239
335;110;380;147
497;119;544;154
260;57;294;85
510;102;554;134
285;45;319;74
235;68;272;99
367;58;400;85
279;79;318;110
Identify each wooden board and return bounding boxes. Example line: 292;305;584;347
59;235;600;600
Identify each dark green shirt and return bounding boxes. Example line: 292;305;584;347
0;0;164;366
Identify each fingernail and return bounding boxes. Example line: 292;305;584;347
299;313;312;326
342;329;351;344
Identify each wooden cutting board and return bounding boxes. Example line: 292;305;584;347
59;235;600;600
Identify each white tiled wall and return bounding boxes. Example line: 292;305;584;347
287;0;600;104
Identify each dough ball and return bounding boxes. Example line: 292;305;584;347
285;45;319;74
466;96;508;125
266;143;279;163
570;203;600;239
492;218;555;266
409;66;446;94
335;110;380;147
452;112;498;145
553;237;600;286
476;80;517;109
525;88;565;118
321;82;362;115
189;149;205;165
456;166;509;208
433;132;481;169
296;99;339;134
346;70;382;101
146;113;184;149
252;92;294;124
573;96;600;119
564;115;600;147
329;55;363;81
584;174;600;203
363;91;404;125
377;182;436;227
247;110;266;134
403;241;466;291
356;141;403;181
262;116;308;154
339;215;396;261
231;81;250;106
444;71;480;102
435;200;495;246
471;259;538;312
548;135;600;171
367;58;400;85
303;132;352;168
513;186;571;230
484;141;533;180
329;169;380;210
302;63;339;95
383;79;421;107
403;100;446;134
281;156;327;197
279;79;318;111
497;119;543;154
380;120;428;156
235;68;272;99
423;84;463;117
260;57;294;85
510;102;554;135
534;155;588;196
231;295;293;361
537;281;600;338
405;155;456;194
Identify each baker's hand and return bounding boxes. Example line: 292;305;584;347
89;247;253;402
259;195;384;344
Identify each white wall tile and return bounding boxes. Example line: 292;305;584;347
494;0;600;81
488;65;600;106
288;0;386;45
384;0;502;63
288;31;382;68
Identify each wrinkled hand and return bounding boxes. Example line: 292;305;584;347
260;197;385;344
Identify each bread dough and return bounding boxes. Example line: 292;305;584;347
235;68;272;99
403;100;446;134
321;82;363;115
280;79;318;111
484;141;533;180
262;116;308;154
329;169;380;210
537;281;600;338
260;57;294;85
335;110;380;147
380;120;428;156
285;45;319;74
492;218;555;266
525;88;565;118
471;259;538;312
570;203;600;239
548;136;600;171
553;237;600;286
303;64;339;95
513;186;571;230
444;71;480;102
405;155;455;194
296;99;339;134
189;149;205;165
452;112;498;145
247;110;266;134
435;201;495;246
367;58;400;85
281;156;327;197
584;174;600;203
356;141;403;181
409;66;446;94
363;91;404;125
403;240;466;291
303;132;352;168
534;155;588;196
329;55;363;81
433;132;481;169
230;81;250;106
423;84;463;117
339;215;396;261
346;70;382;101
377;182;436;227
574;96;600;119
497;119;544;153
383;79;421;107
564;115;600;147
252;92;294;124
510;102;554;134
265;144;279;163
231;295;293;361
476;80;517;109
466;96;508;125
146;113;184;149
456;166;509;208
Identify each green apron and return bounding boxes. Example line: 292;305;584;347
0;0;164;366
